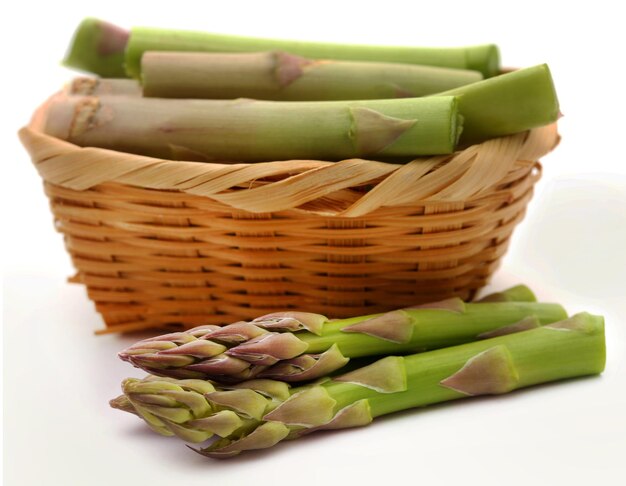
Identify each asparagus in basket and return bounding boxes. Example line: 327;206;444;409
437;63;559;145
43;63;558;161
119;286;567;383
42;94;461;161
140;59;559;146
140;51;483;101
62;18;128;78
63;18;500;79
111;312;605;457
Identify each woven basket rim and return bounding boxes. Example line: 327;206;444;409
20;96;559;216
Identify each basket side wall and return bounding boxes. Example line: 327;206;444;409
43;161;538;333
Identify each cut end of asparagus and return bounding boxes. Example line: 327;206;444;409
466;44;500;78
439;63;560;145
62;18;128;77
41;94;102;141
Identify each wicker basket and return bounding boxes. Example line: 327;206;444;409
19;119;559;334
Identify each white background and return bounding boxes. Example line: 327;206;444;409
2;1;625;485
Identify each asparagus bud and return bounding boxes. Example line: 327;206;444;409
112;313;605;457
141;51;483;101
119;287;568;383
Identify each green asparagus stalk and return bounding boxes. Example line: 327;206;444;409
64;77;141;96
119;287;567;383
62;18;129;78
435;64;560;146
111;312;605;457
41;93;461;161
118;23;499;79
141;51;483;101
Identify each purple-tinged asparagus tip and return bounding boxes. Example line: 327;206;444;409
227;379;291;402
227;333;308;365
205;389;269;420
264;386;336;427
259;344;349;382
187;410;244;438
252;311;327;335
195;422;290;458
159;339;227;358
126;353;196;370
109;395;137;414
186;354;251;376
187;325;223;338
207;322;268;344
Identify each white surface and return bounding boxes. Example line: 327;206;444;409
2;1;626;485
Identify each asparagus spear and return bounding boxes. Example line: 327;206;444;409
141;51;483;101
435;64;560;146
97;21;498;79
111;312;605;457
62;18;129;78
41;93;461;161
119;288;567;383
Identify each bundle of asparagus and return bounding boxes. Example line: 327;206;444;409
119;286;567;383
112;310;605;457
47;18;559;162
43;63;558;161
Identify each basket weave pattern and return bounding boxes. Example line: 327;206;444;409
20;124;558;333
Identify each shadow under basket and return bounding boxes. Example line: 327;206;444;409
19;123;559;334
